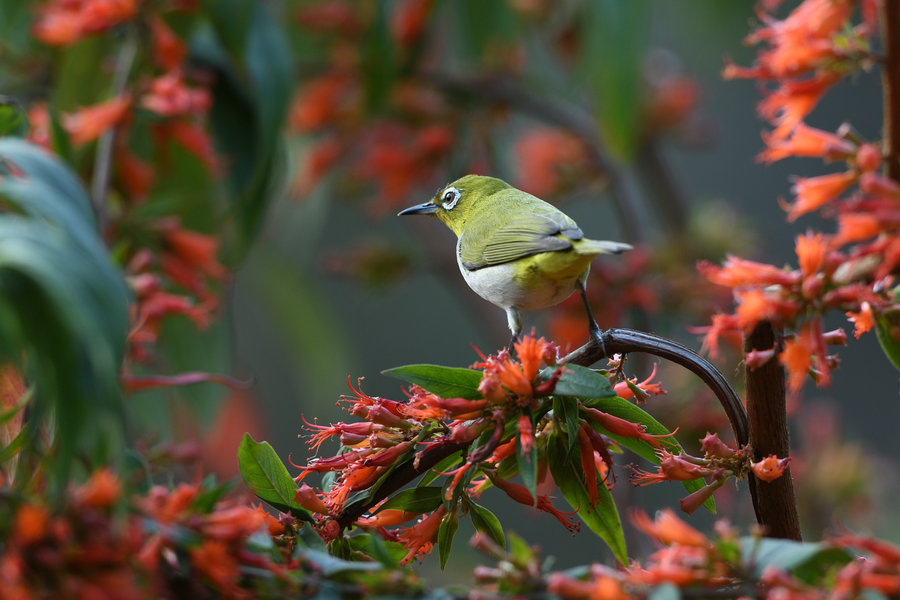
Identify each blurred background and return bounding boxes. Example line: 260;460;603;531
3;0;896;585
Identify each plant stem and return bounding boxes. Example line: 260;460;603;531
564;327;761;521
91;31;137;234
744;321;800;540
885;0;900;180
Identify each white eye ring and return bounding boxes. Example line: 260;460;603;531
441;187;461;210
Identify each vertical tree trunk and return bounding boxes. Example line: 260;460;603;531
884;0;900;180
744;321;801;540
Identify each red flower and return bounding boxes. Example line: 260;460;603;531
630;508;709;547
149;15;187;71
787;171;856;221
514;128;588;198
847;301;875;339
142;71;211;117
396;505;447;563
63;95;132;145
751;454;791;482
758;123;854;163
698;255;798;288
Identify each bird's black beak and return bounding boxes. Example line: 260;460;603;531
398;202;438;216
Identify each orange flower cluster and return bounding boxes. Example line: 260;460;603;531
541;510;900;598
291;333;700;563
700;0;899;392
28;2;226;369
288;1;455;212
0;471;287;599
125;217;226;363
33;0;139;46
629;432;785;514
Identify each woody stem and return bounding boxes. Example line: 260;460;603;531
884;0;900;179
744;321;800;540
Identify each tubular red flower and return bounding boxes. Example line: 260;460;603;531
396;505;448;563
751;454;791;482
630;508;710;547
787;171;857;221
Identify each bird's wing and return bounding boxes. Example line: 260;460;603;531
459;211;583;270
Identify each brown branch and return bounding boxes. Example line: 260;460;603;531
743;321;800;540
421;70;645;243
884;0;900;181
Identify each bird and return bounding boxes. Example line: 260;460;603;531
399;174;631;350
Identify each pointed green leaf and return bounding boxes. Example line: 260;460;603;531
0;98;28;138
547;364;615;399
465;496;505;548
437;511;459;570
875;315;900;372
548;432;627;563
552;396;581;455
375;486;443;514
383;364;484;399
238;433;312;521
579;0;650;160
420;450;463;486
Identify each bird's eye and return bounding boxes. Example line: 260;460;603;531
441;187;461;210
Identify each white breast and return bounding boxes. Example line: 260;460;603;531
456;236;579;311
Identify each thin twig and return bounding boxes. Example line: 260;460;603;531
91;31;138;233
421;70;645;243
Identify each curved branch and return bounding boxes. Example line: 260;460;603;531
564;328;761;521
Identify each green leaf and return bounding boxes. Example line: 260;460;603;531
516;421;538;504
875;315;900;372
507;531;536;565
237;433;312;521
548;432;627;563
0;139;129;488
0;98;28;138
579;0;650;160
374;486;443;515
465;496;505;548
382;364;484;399
300;548;383;576
437;511;459;570
346;533;409;567
740;537;852;582
360;0;397;112
420;450;463;487
552;396;581;455
547;364;616;399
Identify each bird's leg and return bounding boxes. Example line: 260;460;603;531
505;307;522;353
577;279;608;358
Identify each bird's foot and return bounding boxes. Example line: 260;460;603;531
587;322;608;358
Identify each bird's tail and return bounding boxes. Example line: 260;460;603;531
578;239;633;256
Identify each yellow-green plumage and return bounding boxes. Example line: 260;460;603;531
399;174;630;347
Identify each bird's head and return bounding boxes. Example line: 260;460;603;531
398;175;510;236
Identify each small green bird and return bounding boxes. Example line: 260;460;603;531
399;174;631;349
